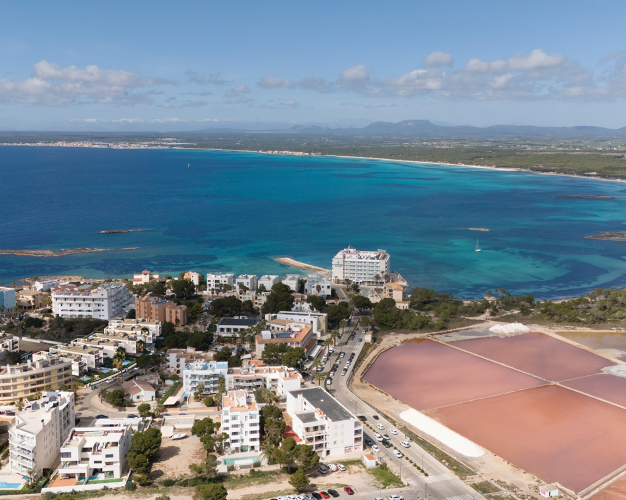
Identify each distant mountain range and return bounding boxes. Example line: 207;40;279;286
281;119;626;139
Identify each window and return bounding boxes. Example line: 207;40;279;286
61;452;71;458
106;454;113;458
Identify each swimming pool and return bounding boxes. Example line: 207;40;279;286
223;455;259;465
0;482;22;489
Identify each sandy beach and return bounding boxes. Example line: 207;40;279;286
274;257;330;274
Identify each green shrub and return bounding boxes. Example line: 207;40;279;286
227;464;235;472
253;460;261;467
162;479;176;487
125;481;137;491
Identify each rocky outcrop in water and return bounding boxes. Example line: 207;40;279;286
584;232;626;241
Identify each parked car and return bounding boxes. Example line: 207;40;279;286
389;495;403;500
326;378;332;385
372;415;379;420
393;449;403;458
376;424;385;430
341;370;347;376
304;495;314;500
343;487;354;495
382;440;391;448
362;329;366;334
365;438;373;445
328;464;338;472
319;492;330;499
358;338;362;342
389;428;398;435
328;490;339;497
374;433;383;442
340;352;345;357
312;494;322;500
400;441;410;448
96;415;108;419
382;434;390;440
371;444;380;452
337;464;346;471
127;414;138;419
317;464;328;474
358;415;367;422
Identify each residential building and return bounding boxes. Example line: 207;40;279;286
206;273;234;292
221;390;260;452
166;347;213;373
0;357;73;403
258;275;279;291
183;272;200;286
34;280;60;292
254;291;270;309
90;330;152;355
255;325;316;359
49;344;103;370
133;270;159;285
182;361;228;397
105;318;161;343
16;290;46;310
56;424;132;481
287;387;363;456
52;282;131;320
236;274;258;292
282;274;301;292
369;283;410;309
9;391;75;477
304;273;332;298
265;311;328;336
0;332;19;353
227;365;302;395
332;247;391;284
292;293;312;312
135;295;187;326
216;317;258;337
122;379;156;402
72;337;119;360
0;287;16;312
94;416;146;432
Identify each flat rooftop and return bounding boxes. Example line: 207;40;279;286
289;386;353;422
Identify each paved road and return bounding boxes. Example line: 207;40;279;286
323;313;482;500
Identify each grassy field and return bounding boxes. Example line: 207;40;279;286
368;465;404;488
471;481;501;494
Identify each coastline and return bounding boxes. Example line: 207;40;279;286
274;257;330;275
2;143;626;184
0;247;139;257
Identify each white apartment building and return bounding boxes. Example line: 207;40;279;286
182;361;229;397
34;280;60;292
265;311;328;336
206;273;234;291
287;387;363;457
258;275;279;291
216;317;258;337
57;424;132;481
236;275;258;292
105;318;161;342
221;390;260;452
52;282;131;319
282;274;301;292
0;287;16;312
227;365;302;395
49;344;103;370
0;332;19;353
89;331;151;355
133;270;159;285
9;391;75;477
332;247;390;284
183;272;201;286
305;274;333;298
166;347;213;373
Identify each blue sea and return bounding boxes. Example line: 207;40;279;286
2;146;626;299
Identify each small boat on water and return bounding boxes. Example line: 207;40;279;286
475;239;481;252
188;163;190;168
171;433;187;440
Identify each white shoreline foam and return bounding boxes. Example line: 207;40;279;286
400;408;485;458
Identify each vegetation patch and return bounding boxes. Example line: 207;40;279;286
471;481;501;494
368;465;404;488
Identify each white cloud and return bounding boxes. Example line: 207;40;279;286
281;100;300;107
185;70;230;86
0;60;170;105
257;75;334;92
338;65;371;84
424;51;453;67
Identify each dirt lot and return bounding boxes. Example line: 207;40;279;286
150;434;207;480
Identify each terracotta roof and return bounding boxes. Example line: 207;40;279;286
256;326;312;345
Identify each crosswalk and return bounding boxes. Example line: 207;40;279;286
421;474;453;483
406;479;417;487
445;495;474;500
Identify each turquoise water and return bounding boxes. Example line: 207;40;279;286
224;455;258;465
2;146;626;299
0;482;21;489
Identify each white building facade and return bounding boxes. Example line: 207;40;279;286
266;311;328;336
105;318;161;342
258;275;279;291
182;361;228;397
304;274;332;298
52;282;131;319
34;280;60;292
287;387;363;457
206;273;234;291
236;275;258;292
221;390;260;452
9;391;75;477
0;287;16;312
282;274;301;292
332;247;390;283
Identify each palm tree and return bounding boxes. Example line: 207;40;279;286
16;399;24;411
136;340;145;354
262;389;278;405
33;391;42;400
324;338;333;354
314;372;325;386
339;319;348;334
312;359;321;371
114;358;124;380
330;329;339;347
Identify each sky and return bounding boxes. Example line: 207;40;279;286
1;0;626;131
